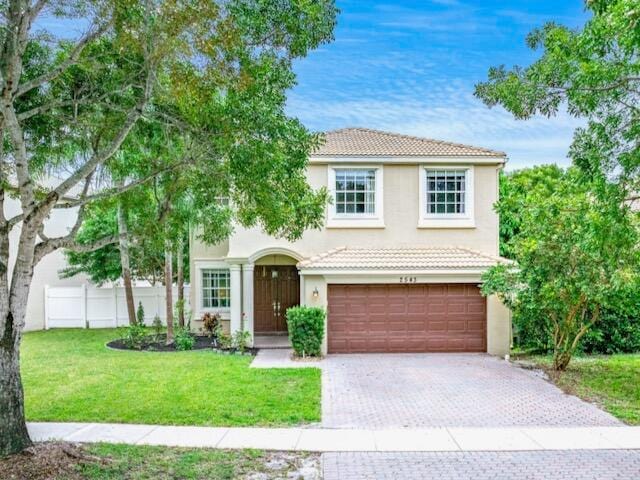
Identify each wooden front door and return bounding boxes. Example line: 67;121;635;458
254;265;300;333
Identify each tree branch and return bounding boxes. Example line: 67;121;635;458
34;233;120;264
14;21;112;98
39;71;154;212
53;161;187;210
28;0;48;21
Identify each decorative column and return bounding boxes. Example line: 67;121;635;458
242;263;254;344
229;264;242;334
299;275;306;305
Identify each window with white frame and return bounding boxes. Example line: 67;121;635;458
201;269;230;308
425;169;467;215
334;169;376;215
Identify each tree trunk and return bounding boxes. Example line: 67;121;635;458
117;197;136;326
0;315;32;456
177;236;184;328
553;349;573;371
165;241;174;344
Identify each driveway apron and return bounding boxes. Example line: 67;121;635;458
321;353;621;428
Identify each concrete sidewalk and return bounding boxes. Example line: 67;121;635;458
28;422;640;452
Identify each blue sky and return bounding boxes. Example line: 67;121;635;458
287;1;590;169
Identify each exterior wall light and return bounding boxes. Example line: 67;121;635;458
312;287;319;299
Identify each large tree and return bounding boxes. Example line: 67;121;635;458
484;168;639;370
475;0;639;191
475;0;640;370
0;0;337;456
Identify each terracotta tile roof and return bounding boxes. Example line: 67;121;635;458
312;128;506;158
297;246;507;270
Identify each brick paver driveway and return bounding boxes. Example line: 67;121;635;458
322;354;620;428
323;451;640;480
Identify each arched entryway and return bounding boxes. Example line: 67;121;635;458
249;249;302;335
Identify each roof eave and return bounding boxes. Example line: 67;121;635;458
309;155;507;165
297;267;492;276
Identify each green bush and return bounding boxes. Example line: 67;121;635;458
216;327;232;350
121;323;147;350
151;315;163;341
581;308;640;355
233;330;251;353
175;327;195;351
286;306;325;357
513;287;640;355
136;301;145;326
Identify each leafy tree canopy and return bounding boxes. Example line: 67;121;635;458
0;0;338;456
483;169;639;370
61;196;184;286
497;165;565;258
475;0;640;370
475;0;639;190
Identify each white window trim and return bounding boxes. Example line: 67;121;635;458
327;165;385;228
418;165;475;228
194;260;231;317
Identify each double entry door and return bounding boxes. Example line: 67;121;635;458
254;265;300;333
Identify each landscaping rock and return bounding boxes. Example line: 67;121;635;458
246;473;270;480
264;458;289;470
287;457;321;480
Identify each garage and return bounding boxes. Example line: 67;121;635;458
327;283;486;353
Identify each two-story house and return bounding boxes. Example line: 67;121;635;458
189;128;511;356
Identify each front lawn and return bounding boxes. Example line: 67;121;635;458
1;442;318;480
525;354;640;425
80;444;317;480
21;329;320;426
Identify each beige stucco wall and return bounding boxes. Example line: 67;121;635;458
486;294;512;356
301;275;328;354
218;163;500;260
189;160;511;355
189;227;231;328
255;254;298;266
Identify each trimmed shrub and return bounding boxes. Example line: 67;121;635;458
175;327;195;351
121;323;147;350
286;306;325;357
152;315;163;341
233;330;251;353
216;327;232;350
136;301;145;326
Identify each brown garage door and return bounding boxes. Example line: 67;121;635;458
327;284;486;353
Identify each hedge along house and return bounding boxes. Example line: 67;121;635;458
189;128;511;355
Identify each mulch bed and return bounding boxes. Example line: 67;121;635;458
0;442;103;480
107;334;258;355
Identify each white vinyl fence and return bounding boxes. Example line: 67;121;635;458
44;284;190;329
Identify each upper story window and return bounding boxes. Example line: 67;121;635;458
327;166;384;228
335;169;376;215
202;269;230;308
419;166;474;228
426;170;466;215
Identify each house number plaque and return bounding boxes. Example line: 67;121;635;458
399;276;417;283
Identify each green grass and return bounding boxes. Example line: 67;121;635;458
77;444;298;480
21;329;320;426
527;353;640;425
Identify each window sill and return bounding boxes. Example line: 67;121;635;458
327;217;385;229
418;218;475;229
196;308;231;318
